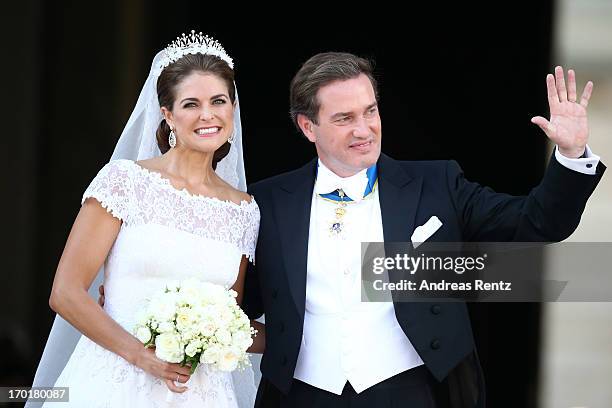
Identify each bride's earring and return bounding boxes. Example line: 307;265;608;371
228;131;235;144
169;129;177;148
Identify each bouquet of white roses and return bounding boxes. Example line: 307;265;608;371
133;278;256;374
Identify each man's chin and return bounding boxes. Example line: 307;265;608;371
352;156;379;172
357;149;381;168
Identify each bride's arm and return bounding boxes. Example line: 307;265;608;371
232;257;265;353
49;198;192;393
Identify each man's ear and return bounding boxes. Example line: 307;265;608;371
297;114;316;143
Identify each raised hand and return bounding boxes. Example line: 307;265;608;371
531;66;594;158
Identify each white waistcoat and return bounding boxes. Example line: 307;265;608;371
293;168;424;394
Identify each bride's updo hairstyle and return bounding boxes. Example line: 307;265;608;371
155;53;236;169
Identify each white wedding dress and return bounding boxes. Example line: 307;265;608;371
43;159;260;407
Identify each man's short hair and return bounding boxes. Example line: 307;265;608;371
289;52;378;130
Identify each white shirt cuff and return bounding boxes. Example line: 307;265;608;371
555;145;600;175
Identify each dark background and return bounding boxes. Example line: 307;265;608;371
3;1;554;406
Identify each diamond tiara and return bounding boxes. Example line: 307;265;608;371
155;30;234;74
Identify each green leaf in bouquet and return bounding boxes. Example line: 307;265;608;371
181;355;199;375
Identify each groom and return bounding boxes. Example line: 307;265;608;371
242;52;604;407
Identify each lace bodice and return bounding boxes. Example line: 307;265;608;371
83;159;259;261
82;159;260;330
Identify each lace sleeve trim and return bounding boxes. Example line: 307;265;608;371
81;160;133;222
81;194;126;221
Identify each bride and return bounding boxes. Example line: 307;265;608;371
28;32;263;407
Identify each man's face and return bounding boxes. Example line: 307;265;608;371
300;74;382;177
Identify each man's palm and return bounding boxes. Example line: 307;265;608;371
531;66;593;158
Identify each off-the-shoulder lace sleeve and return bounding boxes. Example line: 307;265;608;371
239;200;260;263
81;160;133;222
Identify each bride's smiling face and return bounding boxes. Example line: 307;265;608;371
162;71;234;153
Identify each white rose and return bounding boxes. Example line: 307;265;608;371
231;330;253;351
191;304;205;317
215;329;232;345
199;305;216;320
155;332;183;363
217;309;233;326
223;292;237;307
207;286;229;305
185;340;201;358
176;307;197;331
198;320;216;337
218;347;240;372
229;314;249;331
135;326;152;344
150;293;177;321
201;345;222;365
179;280;203;305
158;321;175;333
198;282;218;299
238;312;251;326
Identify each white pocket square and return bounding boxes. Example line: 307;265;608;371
411;216;443;248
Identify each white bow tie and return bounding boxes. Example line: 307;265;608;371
315;161;369;202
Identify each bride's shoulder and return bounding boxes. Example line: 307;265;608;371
98;159;159;182
215;177;256;207
84;160;140;199
134;157;161;171
82;160;139;219
99;159;137;173
89;159;136;182
233;190;255;205
223;188;258;211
